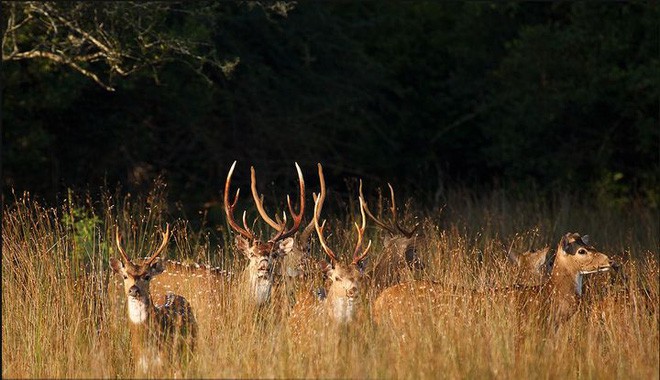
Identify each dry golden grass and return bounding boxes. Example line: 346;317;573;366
2;187;658;379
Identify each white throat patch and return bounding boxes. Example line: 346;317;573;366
128;297;149;324
329;296;356;324
574;273;584;296
137;351;163;373
251;279;272;306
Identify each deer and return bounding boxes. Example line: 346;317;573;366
224;160;305;309
110;224;197;374
359;181;423;290
373;232;614;333
288;194;372;328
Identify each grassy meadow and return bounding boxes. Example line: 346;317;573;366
2;186;658;379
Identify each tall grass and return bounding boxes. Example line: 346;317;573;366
2;186;658;379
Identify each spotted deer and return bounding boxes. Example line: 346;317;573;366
110;224;197;374
359;181;423;290
373;233;613;331
289;195;372;327
224;160;305;308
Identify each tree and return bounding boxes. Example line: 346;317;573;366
1;1;239;91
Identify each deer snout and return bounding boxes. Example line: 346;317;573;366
128;285;141;298
258;260;270;272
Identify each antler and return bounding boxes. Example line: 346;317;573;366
115;226;132;263
250;162;305;243
313;193;338;265
352;197;372;265
250;166;281;231
359;180;419;238
115;224;170;265
224;161;257;240
144;224;171;266
298;163;326;245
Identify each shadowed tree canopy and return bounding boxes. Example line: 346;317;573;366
1;2;247;90
2;2;658;214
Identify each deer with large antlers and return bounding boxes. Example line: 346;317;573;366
288;195;372;327
359;181;424;290
110;224;197;374
373;233;614;332
224;160;305;308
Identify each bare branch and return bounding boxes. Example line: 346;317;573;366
6;50;115;91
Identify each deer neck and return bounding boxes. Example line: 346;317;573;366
546;255;583;322
549;255;585;298
325;287;357;324
247;268;273;306
127;294;153;325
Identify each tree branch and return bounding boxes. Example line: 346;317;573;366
6;50;115;91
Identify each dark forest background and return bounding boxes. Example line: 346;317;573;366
3;2;658;218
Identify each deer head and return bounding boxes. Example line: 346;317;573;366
553;232;613;295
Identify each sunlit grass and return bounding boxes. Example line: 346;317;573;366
2;187;658;379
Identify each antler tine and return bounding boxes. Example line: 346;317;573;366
224;161;256;240
269;162;305;243
251;165;282;230
288;162;305;221
353;240;372;267
115;226;132;263
313;194;338;264
352;197;371;265
387;183;397;223
359;180;397;235
242;211;253;234
144;223;170;266
388;183;418;238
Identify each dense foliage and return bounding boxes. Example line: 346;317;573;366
3;2;658;211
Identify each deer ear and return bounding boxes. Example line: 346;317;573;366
319;260;333;275
234;235;250;256
109;257;124;274
148;257;164;276
278;237;295;256
559;234;572;255
507;250;520;264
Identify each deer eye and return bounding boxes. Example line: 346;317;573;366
577;248;587;255
335;276;342;282
123;275;128;280
143;274;151;281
